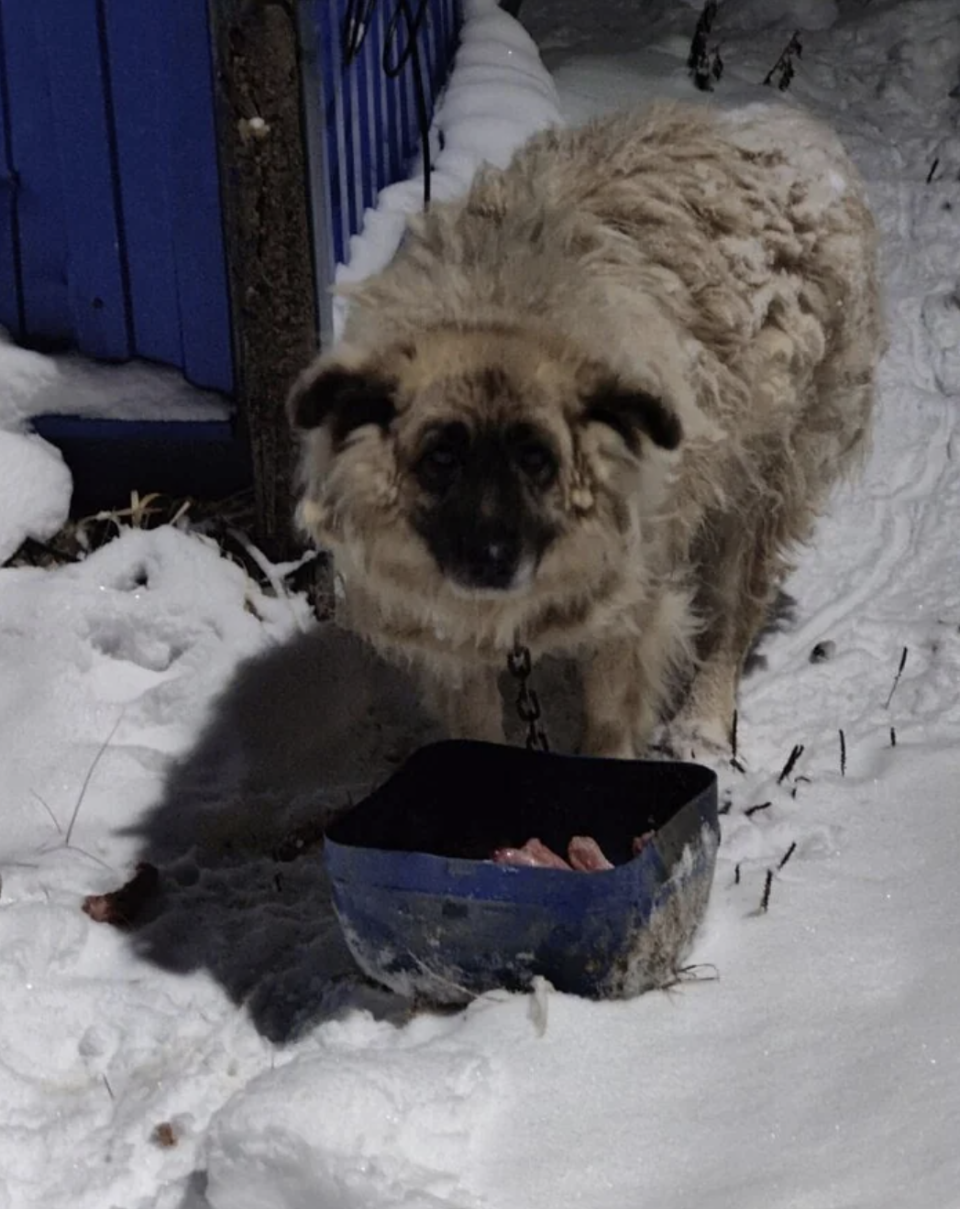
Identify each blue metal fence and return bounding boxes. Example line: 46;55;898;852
300;0;460;337
0;0;233;395
0;0;463;483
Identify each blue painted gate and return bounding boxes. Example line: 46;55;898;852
0;0;233;393
0;0;462;401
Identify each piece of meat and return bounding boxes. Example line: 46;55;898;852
491;838;572;870
82;862;160;927
632;831;655;857
491;830;658;871
567;835;614;872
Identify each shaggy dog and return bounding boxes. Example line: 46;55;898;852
287;100;885;758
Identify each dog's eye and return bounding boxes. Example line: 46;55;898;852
425;445;457;468
514;440;557;486
415;433;466;491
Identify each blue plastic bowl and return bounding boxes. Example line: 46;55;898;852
324;741;719;1004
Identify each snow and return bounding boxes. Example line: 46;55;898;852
2;1;960;1207
0;329;232;561
0;331;230;429
0;429;71;563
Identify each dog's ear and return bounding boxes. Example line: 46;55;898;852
582;378;682;453
286;363;398;449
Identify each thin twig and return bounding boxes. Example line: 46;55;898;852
65;714;124;847
663;962;721;989
734;862;741;885
777;841;797;871
30;789;62;835
760;869;773;912
777;743;805;784
227;526;311;632
839;729;847;777
884;647;909;709
227;525;286;592
926;157;940;184
687;1;723;90
890;726;897;748
729;710;745;772
687;0;716;69
40;837;113;870
763;31;803;90
744;801;771;818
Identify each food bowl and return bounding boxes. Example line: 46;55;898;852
324;741;719;1005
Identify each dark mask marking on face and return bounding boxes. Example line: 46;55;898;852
412;421;560;592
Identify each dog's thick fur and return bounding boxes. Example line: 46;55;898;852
288;101;885;758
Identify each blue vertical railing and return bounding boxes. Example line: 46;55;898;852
300;0;461;332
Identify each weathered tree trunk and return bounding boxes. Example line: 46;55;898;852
208;0;318;561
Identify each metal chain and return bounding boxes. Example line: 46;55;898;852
506;639;550;752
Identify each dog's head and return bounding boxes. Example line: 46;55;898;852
287;325;682;605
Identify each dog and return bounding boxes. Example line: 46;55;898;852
287;100;885;758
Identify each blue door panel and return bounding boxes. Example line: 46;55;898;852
35;0;132;359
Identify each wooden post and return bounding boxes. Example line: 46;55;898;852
207;0;318;561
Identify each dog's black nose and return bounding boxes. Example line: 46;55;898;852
461;530;521;589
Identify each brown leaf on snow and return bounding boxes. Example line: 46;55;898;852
151;1122;178;1149
82;862;160;927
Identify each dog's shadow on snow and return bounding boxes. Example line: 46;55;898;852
126;621;583;1043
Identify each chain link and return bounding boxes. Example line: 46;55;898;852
506;639;550;752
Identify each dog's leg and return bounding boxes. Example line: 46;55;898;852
582;585;698;759
421;664;505;744
665;649;740;757
581;638;642;759
666;514;787;757
582;624;683;759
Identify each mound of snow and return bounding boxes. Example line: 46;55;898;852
0;429;71;563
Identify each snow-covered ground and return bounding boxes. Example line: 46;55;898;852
3;0;960;1206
